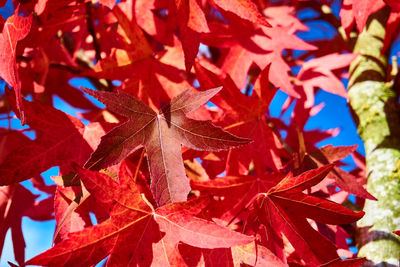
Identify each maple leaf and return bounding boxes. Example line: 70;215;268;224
195;165;364;265
202;19;315;95
26;167;253;266
81;87;251;206
297;53;357;107
1;184;38;265
195;59;289;174
52;183;111;244
0;10;32;125
275;97;340;153
17;36;98;111
352;0;386;33
0;181;54;266
172;0;210;72
0;127;55;264
84;4;191;109
297;145;375;200
340;0;386;35
0;95;107;186
250;165;364;265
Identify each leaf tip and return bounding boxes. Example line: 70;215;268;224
79;86;94;95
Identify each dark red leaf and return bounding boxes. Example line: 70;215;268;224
82;87;251;206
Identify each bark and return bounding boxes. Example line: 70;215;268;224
348;7;400;267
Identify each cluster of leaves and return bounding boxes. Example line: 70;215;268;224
1;0;399;266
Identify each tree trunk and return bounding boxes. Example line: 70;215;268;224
348;7;400;267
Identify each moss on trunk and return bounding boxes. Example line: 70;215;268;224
348;7;400;266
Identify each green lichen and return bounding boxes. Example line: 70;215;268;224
359;239;400;266
348;7;400;266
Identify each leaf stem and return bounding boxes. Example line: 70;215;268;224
133;148;145;182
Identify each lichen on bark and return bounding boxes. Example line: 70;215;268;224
348;7;400;267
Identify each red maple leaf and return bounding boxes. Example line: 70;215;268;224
26;167;253;266
201;13;315;96
297;53;357;107
0;10;32;124
195;59;289;174
0;94;108;186
252;166;364;265
0;128;54;265
81;87;250;206
340;0;386;35
171;0;210;72
296;145;376;200
195;165;364;265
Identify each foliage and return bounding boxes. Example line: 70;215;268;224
0;0;399;266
